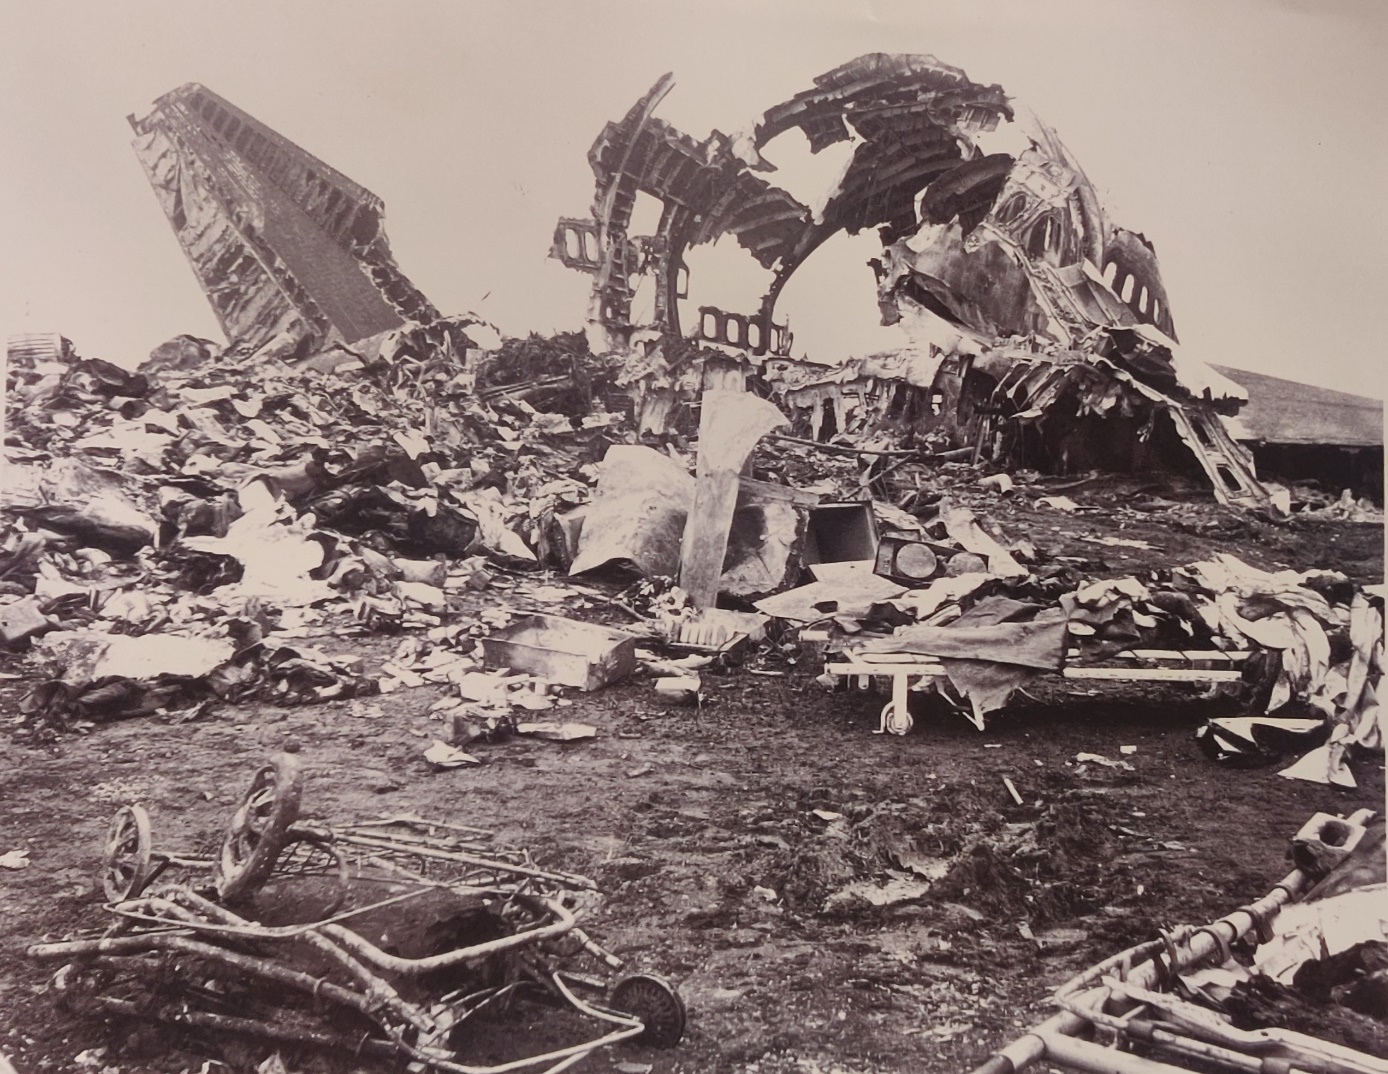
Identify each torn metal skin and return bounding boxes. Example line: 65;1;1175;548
129;84;439;361
554;55;1008;429
556;54;1267;505
567;445;811;601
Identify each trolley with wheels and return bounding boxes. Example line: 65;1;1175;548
35;753;687;1074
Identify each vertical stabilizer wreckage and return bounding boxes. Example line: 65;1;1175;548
129;84;438;359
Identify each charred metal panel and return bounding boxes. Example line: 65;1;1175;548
751;54;1015;315
918;155;1016;235
878;227;1048;339
129;84;437;355
977;352;1266;507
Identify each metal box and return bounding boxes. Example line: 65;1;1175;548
873;534;947;584
481;614;638;691
802;502;878;566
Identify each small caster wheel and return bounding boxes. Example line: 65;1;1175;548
610;973;686;1048
878;700;913;736
102;805;153;902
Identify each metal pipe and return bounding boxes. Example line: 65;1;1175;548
969;808;1377;1074
1040;1032;1200;1074
318;895;575;976
768;433;924;457
35;935;384;1023
171;888;430;1032
87;996;403;1060
969;1013;1088;1074
333;831;596;889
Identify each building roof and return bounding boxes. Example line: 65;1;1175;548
1213;365;1383;448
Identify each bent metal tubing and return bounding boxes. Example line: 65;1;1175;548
33;765;673;1073
968;808;1376;1074
329;828;598;890
31;895;433;1036
30;901;642;1074
28;933;388;1024
164;886;578;977
102;882;456;939
316;894;575;975
81;989;641;1074
1095;978;1388;1074
171;889;433;1032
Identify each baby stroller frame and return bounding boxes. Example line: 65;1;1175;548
30;753;686;1074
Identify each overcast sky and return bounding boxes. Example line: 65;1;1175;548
3;0;1385;397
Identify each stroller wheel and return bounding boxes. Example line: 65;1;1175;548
610;973;686;1048
216;753;303;901
102;805;153;902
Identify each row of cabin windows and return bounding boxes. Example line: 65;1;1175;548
697;307;788;354
983;187;1169;328
1100;260;1162;323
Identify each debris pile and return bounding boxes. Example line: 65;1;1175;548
813;506;1382;780
1;327;625;731
554;53;1280;510
29;754;687;1068
3;60;1381;778
974;809;1388;1074
760;787;1119;926
4;322;1382;789
0;50;1384;1074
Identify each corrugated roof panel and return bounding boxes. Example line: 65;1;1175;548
1213;365;1383;447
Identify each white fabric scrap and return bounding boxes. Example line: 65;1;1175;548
1253;883;1388;984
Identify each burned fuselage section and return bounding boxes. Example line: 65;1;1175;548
552;56;1014;431
129;84;439;360
556;54;1267;505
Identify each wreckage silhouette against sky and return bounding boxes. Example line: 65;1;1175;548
3;0;1386;399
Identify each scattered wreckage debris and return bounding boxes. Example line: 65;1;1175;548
567;440;813;600
481;613;638;691
810;539;1383;783
2;314;1381;794
677;390;788;607
0;326;628;731
554;53;1279;506
1;57;1385;1074
970;809;1387;1074
3;59;1382;787
29;754;687;1070
755;769;1159;925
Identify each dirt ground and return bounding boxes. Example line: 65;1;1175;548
1;487;1383;1074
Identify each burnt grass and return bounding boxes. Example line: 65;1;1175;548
0;495;1383;1074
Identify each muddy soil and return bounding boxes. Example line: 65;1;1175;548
1;493;1382;1074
